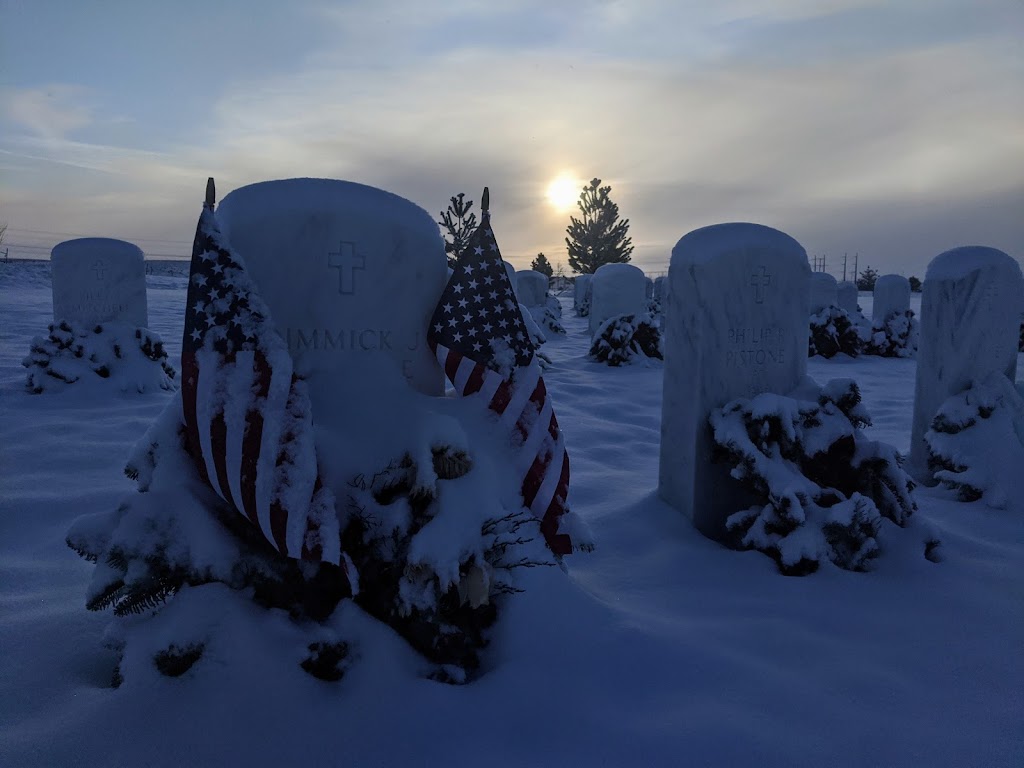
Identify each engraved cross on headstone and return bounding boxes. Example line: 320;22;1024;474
327;241;365;295
751;265;771;304
92;260;107;280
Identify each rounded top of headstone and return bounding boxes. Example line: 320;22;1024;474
874;274;909;291
811;272;838;287
218;178;438;237
593;262;643;280
51;237;144;263
672;222;806;266
926;246;1023;283
838;280;858;292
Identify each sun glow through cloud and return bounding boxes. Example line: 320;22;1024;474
546;175;580;213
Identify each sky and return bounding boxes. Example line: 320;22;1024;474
1;0;1022;277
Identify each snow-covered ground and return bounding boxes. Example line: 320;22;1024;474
1;263;1021;767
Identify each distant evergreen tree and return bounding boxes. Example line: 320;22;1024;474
438;193;477;269
857;266;879;291
565;178;633;274
908;276;922;292
530;252;553;277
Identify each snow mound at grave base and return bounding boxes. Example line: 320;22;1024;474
68;371;590;682
711;378;939;575
22;320;176;394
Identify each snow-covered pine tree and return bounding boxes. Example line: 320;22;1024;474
565;178;633;274
438;193;477;269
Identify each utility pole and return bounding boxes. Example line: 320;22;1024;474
842;252;848;282
854;253;859;284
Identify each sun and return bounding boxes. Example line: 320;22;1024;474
545;175;580;212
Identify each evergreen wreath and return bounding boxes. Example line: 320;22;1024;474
865;310;918;358
67;404;556;686
808;306;863;358
710;379;939;575
589;313;662;366
23;320;176;394
924;373;1024;507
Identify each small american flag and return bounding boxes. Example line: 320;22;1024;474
428;188;577;556
180;179;346;574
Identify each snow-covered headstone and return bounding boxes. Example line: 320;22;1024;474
908;247;1024;483
653;276;666;305
51;238;148;328
645;276;655;299
216;179;448;397
872;274;910;323
503;262;517;295
809;272;838;314
573;273;592;312
516;270;548;308
588;263;647;336
837;281;859;315
659;223;810;540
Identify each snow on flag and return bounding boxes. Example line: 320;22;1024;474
428;188;577;556
180;178;346;574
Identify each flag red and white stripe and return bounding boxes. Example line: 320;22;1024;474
180;186;345;573
428;188;575;555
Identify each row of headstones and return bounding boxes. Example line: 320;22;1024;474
657;223;1024;537
810;271;912;323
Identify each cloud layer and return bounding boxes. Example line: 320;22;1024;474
1;0;1021;274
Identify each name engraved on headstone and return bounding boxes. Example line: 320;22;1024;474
724;325;786;366
285;325;423;385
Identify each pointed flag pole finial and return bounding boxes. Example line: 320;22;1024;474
205;177;216;210
481;186;489;217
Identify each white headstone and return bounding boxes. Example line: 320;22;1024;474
653;276;667;304
872;274;911;323
809;272;839;314
908;246;1024;483
837;281;859;315
503;262;517;297
51;238;148;328
588;263;647;336
659;223;810;541
645;276;655;299
573;274;593;310
516;270;548;308
216;178;448;398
